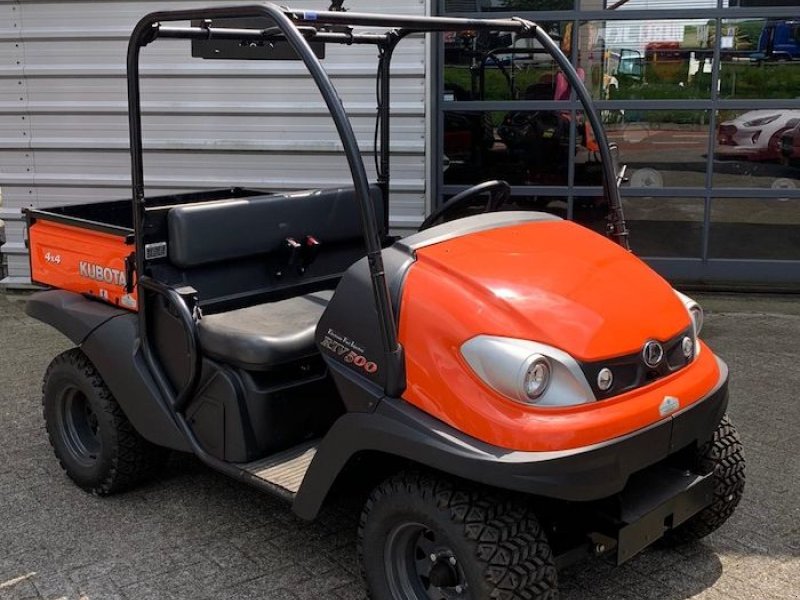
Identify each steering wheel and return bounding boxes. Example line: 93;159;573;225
419;180;511;231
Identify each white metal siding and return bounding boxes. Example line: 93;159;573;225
0;0;428;285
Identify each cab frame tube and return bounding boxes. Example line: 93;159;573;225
126;3;625;405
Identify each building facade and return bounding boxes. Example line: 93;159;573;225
2;0;800;287
0;0;429;286
435;0;800;286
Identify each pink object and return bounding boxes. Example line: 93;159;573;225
554;67;585;101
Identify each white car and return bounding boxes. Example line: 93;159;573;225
717;109;800;161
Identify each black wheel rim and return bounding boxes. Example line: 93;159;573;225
56;386;102;468
384;522;469;600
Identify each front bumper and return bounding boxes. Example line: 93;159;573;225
599;464;714;564
442;357;729;502
293;358;728;519
392;357;727;503
508;359;728;501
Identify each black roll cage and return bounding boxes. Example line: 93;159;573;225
126;3;627;400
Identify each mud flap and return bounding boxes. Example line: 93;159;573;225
592;466;714;565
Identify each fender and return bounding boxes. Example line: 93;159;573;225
26;291;189;451
26;290;125;345
292;365;728;520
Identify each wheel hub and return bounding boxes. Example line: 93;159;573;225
58;386;102;467
385;522;468;599
428;556;459;588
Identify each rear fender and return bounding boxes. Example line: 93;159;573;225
26;290;123;345
26;290;189;451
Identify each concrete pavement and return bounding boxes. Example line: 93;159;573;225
0;291;797;599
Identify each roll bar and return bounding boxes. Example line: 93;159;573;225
126;3;627;399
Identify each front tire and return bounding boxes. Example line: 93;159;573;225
358;471;558;600
662;415;745;545
42;348;168;495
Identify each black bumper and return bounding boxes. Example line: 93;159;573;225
293;358;728;519
496;358;729;502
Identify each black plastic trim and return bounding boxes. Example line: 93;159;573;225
25;290;127;345
81;313;191;451
292;358;728;520
25;208;132;239
25;291;190;451
580;326;696;400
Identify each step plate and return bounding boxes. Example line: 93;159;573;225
242;441;318;495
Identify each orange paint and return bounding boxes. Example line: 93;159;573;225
29;219;137;311
398;220;720;451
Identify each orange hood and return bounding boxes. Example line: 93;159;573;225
400;219;690;362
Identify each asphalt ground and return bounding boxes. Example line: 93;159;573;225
0;291;797;599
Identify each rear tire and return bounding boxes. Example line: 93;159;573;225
662;415;745;545
358;471;558;599
42;348;168;495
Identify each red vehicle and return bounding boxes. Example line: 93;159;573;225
780;119;800;166
25;6;743;599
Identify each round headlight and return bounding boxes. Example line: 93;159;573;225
682;336;694;359
523;357;551;401
597;368;614;392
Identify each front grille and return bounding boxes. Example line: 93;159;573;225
580;326;694;400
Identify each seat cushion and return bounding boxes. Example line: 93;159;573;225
198;291;333;370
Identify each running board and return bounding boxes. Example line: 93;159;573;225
238;440;318;497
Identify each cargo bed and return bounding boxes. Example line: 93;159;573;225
25;188;269;311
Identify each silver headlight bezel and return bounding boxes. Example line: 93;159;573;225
460;336;596;408
674;290;703;336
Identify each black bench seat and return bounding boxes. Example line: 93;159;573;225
198;291;333;370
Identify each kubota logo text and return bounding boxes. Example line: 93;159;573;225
79;262;127;287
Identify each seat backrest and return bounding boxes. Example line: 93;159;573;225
159;185;385;313
168;185;384;269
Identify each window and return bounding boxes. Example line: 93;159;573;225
438;0;800;284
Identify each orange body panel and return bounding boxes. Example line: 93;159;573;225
29;220;138;311
398;220;720;452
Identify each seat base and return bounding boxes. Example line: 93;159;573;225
198;291;333;370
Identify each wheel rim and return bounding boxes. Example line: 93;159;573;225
56;386;102;468
384;521;469;600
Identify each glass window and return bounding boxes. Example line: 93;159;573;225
606;110;710;189
714;108;800;188
443;23;573;102
443;109;576;186
578;20;714;100
583;0;716;9
725;0;800;9
444;0;574;12
624;197;705;258
710;197;800;260
718;18;800;99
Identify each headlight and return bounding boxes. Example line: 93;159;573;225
523;356;551;400
461;336;595;407
743;114;780;127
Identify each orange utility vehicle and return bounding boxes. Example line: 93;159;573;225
26;5;744;599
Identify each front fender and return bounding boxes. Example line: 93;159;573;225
293;367;728;520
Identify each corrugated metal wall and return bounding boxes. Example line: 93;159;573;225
0;0;429;285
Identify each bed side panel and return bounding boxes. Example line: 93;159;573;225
28;219;138;311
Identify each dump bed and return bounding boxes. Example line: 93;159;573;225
25;189;266;311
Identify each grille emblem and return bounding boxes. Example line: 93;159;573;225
659;396;680;417
642;341;664;368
